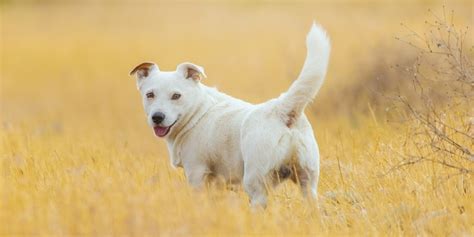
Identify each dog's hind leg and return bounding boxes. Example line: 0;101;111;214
243;171;269;208
293;127;320;200
306;170;319;199
240;118;286;208
240;138;292;208
241;136;287;209
240;107;303;208
292;165;319;199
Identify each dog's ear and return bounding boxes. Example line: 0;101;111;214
176;62;207;81
130;62;160;89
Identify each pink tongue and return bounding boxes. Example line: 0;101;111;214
153;126;169;137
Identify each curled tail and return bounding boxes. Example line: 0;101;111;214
278;22;331;127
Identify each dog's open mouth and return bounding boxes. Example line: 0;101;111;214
153;120;178;137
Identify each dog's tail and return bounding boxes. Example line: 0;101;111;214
277;22;330;127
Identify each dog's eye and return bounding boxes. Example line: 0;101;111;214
171;93;181;100
146;92;155;99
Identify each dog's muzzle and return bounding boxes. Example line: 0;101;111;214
152;118;179;137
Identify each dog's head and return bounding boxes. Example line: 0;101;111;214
130;62;207;138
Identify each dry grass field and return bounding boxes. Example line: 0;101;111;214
1;0;473;236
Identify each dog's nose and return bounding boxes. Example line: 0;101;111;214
152;112;166;124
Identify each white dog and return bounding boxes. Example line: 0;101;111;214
130;23;330;207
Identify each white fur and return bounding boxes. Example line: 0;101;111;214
130;23;330;207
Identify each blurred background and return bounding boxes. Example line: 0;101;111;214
1;0;473;236
3;0;471;126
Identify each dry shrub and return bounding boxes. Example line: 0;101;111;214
387;8;473;181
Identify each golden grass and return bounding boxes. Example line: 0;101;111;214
1;1;473;236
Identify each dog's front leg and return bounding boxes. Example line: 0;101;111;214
183;163;209;189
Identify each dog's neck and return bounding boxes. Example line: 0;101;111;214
164;84;221;167
166;84;219;143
